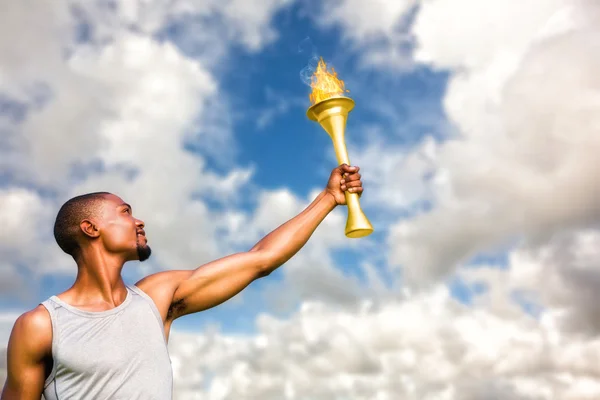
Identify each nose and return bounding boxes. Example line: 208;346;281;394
136;219;145;229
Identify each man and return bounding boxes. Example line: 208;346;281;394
1;163;364;399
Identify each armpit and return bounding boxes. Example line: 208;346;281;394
167;298;186;320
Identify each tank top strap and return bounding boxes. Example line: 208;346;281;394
40;298;60;391
128;285;167;343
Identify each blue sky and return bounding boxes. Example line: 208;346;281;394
0;2;452;333
156;4;451;334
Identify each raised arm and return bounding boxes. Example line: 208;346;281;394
136;164;363;321
1;306;52;400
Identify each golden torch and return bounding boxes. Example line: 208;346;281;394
306;58;374;238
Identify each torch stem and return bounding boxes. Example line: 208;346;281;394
330;129;350;165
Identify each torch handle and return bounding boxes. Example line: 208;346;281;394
329;131;374;238
329;130;357;205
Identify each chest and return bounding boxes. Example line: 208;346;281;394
54;301;171;376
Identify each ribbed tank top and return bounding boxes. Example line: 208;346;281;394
40;285;173;400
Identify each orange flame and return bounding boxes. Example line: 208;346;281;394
309;57;349;105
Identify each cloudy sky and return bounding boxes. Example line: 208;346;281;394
1;0;600;398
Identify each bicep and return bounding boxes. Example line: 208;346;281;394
2;313;50;399
171;251;270;318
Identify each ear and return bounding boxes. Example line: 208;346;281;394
80;219;100;238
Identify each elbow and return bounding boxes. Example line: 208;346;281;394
258;268;272;278
251;249;279;278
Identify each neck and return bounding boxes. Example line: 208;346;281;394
70;249;128;306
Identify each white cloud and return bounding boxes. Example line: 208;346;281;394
313;0;417;69
167;263;600;399
462;229;600;337
0;189;52;254
216;186;388;312
71;0;292;52
218;0;293;51
0;312;21;386
318;0;416;41
255;88;306;130
164;227;600;399
0;32;230;280
0;313;21;344
389;0;600;285
0;189;71;293
0;0;299;285
0;0;72;99
5;228;600;399
412;0;569;70
349;134;437;213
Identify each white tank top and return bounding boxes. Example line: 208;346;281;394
41;285;173;399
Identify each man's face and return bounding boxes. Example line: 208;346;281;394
97;194;151;262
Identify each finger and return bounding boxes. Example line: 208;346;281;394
348;186;364;194
344;173;361;182
345;180;362;188
340;164;358;173
346;184;362;193
341;178;359;186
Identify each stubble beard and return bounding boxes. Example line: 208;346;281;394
137;240;152;262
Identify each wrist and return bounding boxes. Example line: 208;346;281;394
322;189;338;209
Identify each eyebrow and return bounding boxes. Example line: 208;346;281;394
119;203;132;211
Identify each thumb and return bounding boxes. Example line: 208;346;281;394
335;164;348;178
339;163;356;175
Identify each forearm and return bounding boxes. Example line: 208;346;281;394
251;189;337;273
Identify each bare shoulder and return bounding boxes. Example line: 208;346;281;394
134;270;193;322
3;306;52;398
9;305;52;357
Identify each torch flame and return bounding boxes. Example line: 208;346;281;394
309;57;349;105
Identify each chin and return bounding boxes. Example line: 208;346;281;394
137;244;152;262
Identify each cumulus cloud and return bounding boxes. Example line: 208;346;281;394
318;0;416;41
462;229;600;337
217;186;386;311
0;30;228;283
69;0;292;52
390;0;600;284
0;189;69;295
167;268;600;399
349;134;437;214
0;0;72;98
314;0;417;69
412;0;568;70
164;228;600;400
0;0;296;290
0;313;20;386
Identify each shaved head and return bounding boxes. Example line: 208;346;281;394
53;192;111;257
